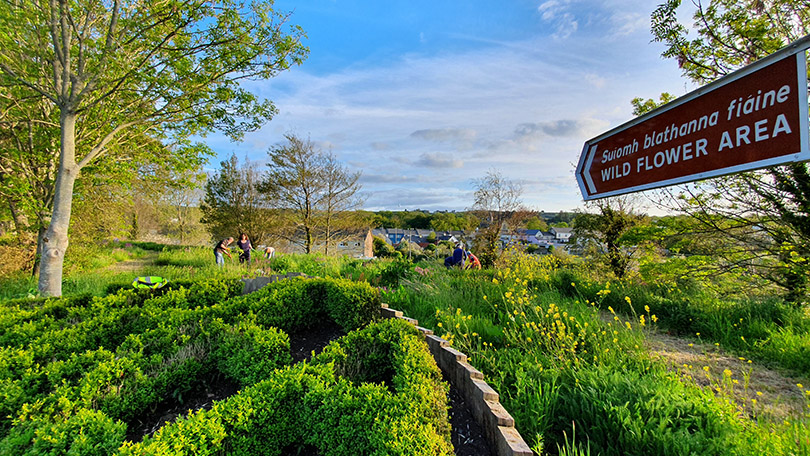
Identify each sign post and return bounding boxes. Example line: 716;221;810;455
576;36;810;201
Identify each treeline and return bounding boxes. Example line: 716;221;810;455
368;210;576;231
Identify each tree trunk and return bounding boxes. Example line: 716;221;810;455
6;197;29;237
304;225;312;254
32;225;46;277
324;220;331;256
38;112;79;297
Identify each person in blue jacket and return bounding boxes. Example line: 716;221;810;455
444;243;467;268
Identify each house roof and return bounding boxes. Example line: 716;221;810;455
551;227;573;234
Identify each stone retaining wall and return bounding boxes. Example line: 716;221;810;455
241;272;308;294
381;304;534;456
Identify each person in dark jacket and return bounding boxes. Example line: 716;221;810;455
236;233;252;264
214;237;233;266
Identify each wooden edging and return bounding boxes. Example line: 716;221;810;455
380;304;534;456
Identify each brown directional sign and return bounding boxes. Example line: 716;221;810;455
576;41;810;201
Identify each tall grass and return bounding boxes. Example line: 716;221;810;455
383;252;810;455
547;266;810;378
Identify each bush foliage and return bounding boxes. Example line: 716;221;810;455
0;276;449;455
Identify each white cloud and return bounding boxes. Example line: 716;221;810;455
410;128;477;143
214;3;690;211
415;153;464;169
514;119;604;139
584;73;606;89
609;11;648;36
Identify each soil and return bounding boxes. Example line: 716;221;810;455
125;373;240;442
287;321;346;363
447;374;495;456
646;330;809;420
126;321;494;456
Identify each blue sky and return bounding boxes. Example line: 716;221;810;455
204;0;696;212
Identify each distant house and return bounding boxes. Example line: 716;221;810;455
335;229;374;258
372;228;423;245
372;227;474;249
551;227;573;242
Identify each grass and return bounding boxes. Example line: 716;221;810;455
545;266;810;379
3;243;809;455
382;251;810;455
0;243;404;302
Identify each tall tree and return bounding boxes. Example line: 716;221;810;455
431;212;480;232
320;153;365;256
572;197;649;279
260;135;324;254
0;91;59;269
470;169;526;267
0;0;307;296
260;133;364;255
201;154;276;245
649;0;810;302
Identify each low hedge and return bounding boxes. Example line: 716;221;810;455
0;276;407;455
120;318;452;456
222;277;380;333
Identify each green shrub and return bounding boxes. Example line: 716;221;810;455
119;320;452;456
228;277;380;333
1;408;126;456
213;319;292;387
378;259;413;287
0;276;434;454
373;236;397;258
317;279;381;332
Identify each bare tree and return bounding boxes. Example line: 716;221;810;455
260;134;364;255
470;169;526;267
320;154;366;255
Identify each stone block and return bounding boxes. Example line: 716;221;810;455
415;325;434;336
496;426;533;456
424;334;449;358
483;400;515;428
456;360;484;381
241;276;276;294
380;307;403;319
470;378;499;402
398;316;418;326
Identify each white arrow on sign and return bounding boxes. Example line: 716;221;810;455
583;144;597;195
